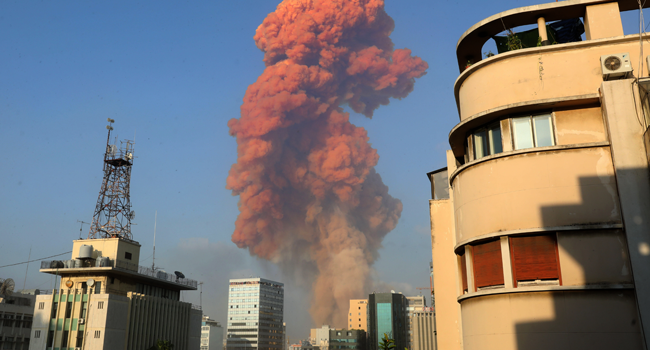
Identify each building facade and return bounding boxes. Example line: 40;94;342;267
328;329;365;350
410;312;435;350
429;0;650;349
347;300;367;332
202;315;223;350
29;238;201;350
367;292;406;350
0;291;37;350
310;325;332;349
226;278;284;350
405;296;425;350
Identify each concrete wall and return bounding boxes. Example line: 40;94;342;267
429;197;462;350
554;107;608;145
411;312;436;350
461;290;642;350
452;146;621;244
584;2;624;40
29;294;52;350
456;36;650;121
72;238;141;270
125;292;196;350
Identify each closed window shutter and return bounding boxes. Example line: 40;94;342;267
472;240;504;288
510;235;560;285
460;252;468;293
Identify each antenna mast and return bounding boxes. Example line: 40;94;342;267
152;211;157;271
88;119;136;240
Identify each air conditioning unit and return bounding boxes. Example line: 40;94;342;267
78;318;85;324
601;53;632;80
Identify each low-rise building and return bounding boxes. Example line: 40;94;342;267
0;290;37;350
329;329;365;350
405;296;425;350
310;325;332;349
29;237;201;350
202;315;223;350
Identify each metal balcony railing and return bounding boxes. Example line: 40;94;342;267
40;259;198;289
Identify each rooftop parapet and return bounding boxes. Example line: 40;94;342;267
455;0;650;72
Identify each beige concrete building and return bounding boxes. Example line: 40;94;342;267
347;300;367;332
429;0;650;349
405;296;425;350
410;312;436;350
29;237;201;350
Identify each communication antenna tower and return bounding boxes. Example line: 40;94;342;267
88;119;136;240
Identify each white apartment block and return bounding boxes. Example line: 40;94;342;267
201;315;223;350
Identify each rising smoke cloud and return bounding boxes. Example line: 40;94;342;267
227;0;428;326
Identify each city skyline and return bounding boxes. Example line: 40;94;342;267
1;0;645;341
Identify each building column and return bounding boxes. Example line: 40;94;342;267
601;78;650;350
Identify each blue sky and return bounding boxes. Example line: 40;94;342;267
0;0;643;340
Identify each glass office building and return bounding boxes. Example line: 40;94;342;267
368;292;406;350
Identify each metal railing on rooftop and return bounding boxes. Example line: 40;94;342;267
40;259;198;289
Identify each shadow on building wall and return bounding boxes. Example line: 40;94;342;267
514;173;645;349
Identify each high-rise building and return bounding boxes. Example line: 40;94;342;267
405;296;425;350
226;278;284;350
347;300;367;332
367;292;406;350
202;315;224;350
0;290;37;350
428;0;650;349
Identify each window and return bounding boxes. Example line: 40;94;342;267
94;330;101;338
125;252;132;260
97;301;104;310
65;301;72;318
47;331;54;347
38;302;44;310
512;114;555;150
470;122;502;160
76;330;84;347
61;331;69;347
95;281;102;294
472;240;504;290
51;302;58;318
510;234;561;287
34;330;41;338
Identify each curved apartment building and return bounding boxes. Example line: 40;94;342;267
429;1;650;349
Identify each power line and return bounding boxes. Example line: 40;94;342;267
0;252;72;269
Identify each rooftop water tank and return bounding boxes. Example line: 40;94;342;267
79;245;93;259
74;259;83;268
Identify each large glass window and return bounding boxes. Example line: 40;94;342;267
512;113;555;150
376;303;392;345
471;122;502;160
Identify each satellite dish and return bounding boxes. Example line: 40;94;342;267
87;278;95;287
128;211;136;220
1;278;15;297
174;271;185;279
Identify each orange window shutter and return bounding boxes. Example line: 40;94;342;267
473;240;504;288
510;235;559;282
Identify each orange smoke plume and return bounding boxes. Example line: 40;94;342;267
227;0;428;326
